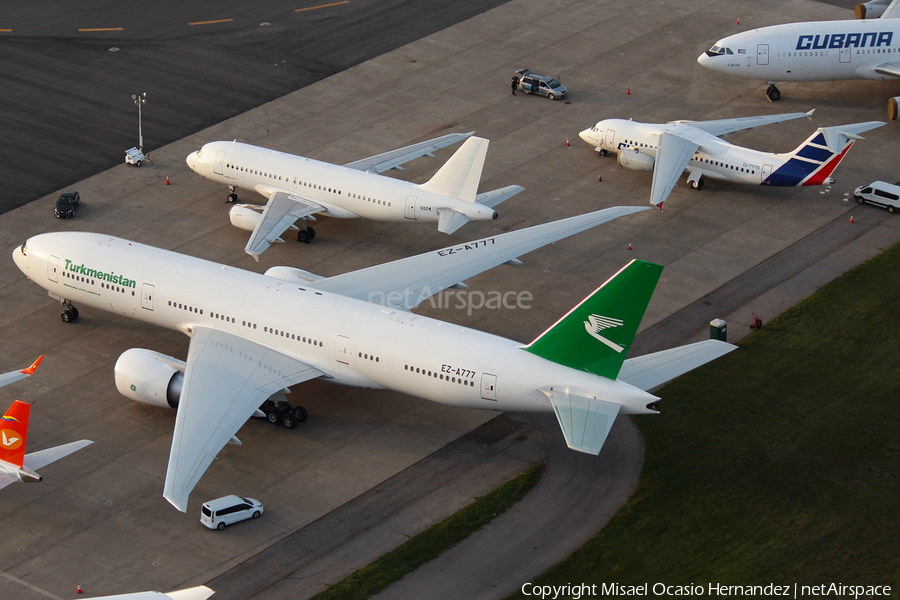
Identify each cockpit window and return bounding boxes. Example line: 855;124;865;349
19;242;26;255
196;150;206;160
726;47;734;55
706;45;726;56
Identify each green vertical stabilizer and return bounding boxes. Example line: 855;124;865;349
522;260;663;379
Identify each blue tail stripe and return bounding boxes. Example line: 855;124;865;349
795;145;833;162
765;158;819;186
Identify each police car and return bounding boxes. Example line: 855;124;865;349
512;69;567;100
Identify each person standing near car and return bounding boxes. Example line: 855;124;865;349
511;76;518;95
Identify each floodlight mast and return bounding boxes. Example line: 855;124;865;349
132;92;147;151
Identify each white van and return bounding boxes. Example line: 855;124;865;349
854;181;900;214
200;495;263;530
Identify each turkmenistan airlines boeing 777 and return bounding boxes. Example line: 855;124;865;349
186;133;523;259
13;206;735;511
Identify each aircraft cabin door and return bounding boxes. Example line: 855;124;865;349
335;335;351;364
605;129;616;150
481;373;497;401
214;151;226;176
840;44;851;63
757;44;769;66
405;195;417;220
762;164;773;184
48;255;59;283
141;283;155;311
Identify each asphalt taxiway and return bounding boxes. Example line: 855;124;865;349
2;0;900;599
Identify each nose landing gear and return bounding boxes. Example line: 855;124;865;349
60;301;79;323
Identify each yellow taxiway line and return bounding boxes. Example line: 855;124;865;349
188;18;234;26
296;1;350;12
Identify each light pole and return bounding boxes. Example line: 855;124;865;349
132;92;146;151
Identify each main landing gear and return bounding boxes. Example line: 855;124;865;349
60;300;79;323
765;84;781;102
598;149;609;157
257;398;308;430
226;186;238;203
297;226;316;244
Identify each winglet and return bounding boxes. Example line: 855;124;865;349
21;355;43;376
806;109;815;120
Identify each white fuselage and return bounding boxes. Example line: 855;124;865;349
698;19;900;83
580;119;798;186
13;233;656;417
186;141;496;223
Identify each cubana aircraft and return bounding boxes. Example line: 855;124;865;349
13;207;735;511
697;0;900;118
0;400;92;490
186;133;523;259
578;111;884;210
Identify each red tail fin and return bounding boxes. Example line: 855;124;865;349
0;401;30;468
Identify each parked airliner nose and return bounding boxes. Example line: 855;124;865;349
186;151;198;171
697;52;711;68
578;128;595;145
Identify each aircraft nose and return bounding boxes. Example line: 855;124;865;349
186;151;197;171
697;52;710;67
578;128;594;144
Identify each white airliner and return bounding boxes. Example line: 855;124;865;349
697;0;900;118
13;207;736;511
186;133;523;259
578;111;884;209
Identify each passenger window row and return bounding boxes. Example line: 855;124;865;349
64;270;134;295
264;326;324;347
358;352;380;362
404;364;476;387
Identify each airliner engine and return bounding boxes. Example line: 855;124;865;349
617;148;655;172
889;97;900;121
114;349;184;409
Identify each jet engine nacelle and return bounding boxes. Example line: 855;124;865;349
889;97;900;121
229;204;263;232
856;0;889;19
617;148;655;172
114;349;185;409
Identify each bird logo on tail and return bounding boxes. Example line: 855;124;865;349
584;314;625;353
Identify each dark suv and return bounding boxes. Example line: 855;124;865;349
55;191;81;218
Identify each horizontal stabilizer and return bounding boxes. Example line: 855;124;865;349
24;439;93;472
618;340;737;391
475;185;524;209
419;137;489;202
817;121;885;154
541;386;621;455
437;208;470;235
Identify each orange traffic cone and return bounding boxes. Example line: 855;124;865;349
628;242;632;251
77;585;83;594
598;174;603;182
849;215;854;223
566;139;570;146
626;87;631;95
736;18;740;24
166;176;170;185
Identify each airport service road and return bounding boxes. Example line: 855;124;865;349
2;0;900;598
0;0;510;214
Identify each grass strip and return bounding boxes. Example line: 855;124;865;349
506;242;900;596
312;461;546;600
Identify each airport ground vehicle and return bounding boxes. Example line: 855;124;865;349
854;181;900;213
512;69;567;100
54;191;80;218
125;146;146;167
200;495;263;530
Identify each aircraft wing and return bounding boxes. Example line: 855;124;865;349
343;132;473;173
76;586;215;600
874;63;900;78
245;191;323;260
681;110;814;138
311;206;649;310
649;132;700;209
618;340;737;391
164;327;324;512
0;355;43;388
24;439;93;472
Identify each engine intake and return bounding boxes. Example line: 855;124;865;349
617;148;655;172
114;349;185;409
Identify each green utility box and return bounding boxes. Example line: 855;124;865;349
710;318;727;342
